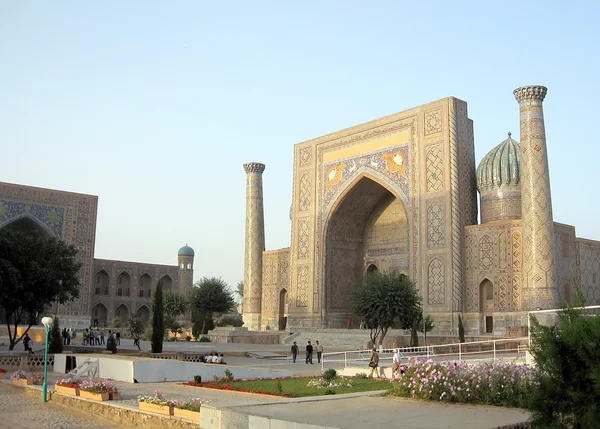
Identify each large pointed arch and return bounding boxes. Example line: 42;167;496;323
321;174;409;327
0;213;56;238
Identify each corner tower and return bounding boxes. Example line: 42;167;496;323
243;162;266;330
513;85;557;309
178;244;194;294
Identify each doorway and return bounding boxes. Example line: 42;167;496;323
485;316;494;334
278;289;288;331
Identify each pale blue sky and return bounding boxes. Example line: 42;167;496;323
1;1;598;290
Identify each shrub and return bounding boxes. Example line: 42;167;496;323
324;388;336;395
355;372;368;379
55;378;80;388
193;375;202;384
215;314;244;327
528;303;600;428
321;368;337;382
224;369;234;382
275;380;283;395
151;282;165;353
198;336;211;342
172;397;211;412
79;378;118;394
138;391;172;406
389;358;537;408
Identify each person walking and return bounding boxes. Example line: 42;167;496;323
305;341;313;364
23;334;31;352
368;347;379;378
390;348;402;381
315;341;324;364
100;329;105;345
291;342;299;363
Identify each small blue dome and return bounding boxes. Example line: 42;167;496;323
477;133;521;192
178;245;194;257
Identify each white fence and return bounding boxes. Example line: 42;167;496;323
321;337;529;370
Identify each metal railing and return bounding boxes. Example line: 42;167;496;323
321;337;529;370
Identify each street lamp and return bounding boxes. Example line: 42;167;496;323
41;316;53;403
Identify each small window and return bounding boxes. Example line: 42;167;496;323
187;263;191;269
139;290;144;298
124;288;130;297
95;287;100;295
180;263;184;269
117;288;122;296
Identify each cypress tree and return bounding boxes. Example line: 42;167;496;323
151;282;164;353
48;316;63;354
458;315;465;343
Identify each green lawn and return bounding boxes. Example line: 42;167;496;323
194;377;391;397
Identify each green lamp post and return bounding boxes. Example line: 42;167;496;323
41;316;53;403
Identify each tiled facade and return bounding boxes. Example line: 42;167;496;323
246;86;600;334
0;182;193;328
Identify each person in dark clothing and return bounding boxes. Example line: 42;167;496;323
291;342;299;363
305;341;313;364
23;334;31;352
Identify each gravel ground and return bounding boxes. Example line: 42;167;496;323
0;382;124;429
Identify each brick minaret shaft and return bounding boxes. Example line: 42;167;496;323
242;162;266;330
513;85;557;310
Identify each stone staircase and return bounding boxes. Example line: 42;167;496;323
282;329;373;349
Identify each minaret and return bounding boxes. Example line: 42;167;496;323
177;244;195;294
513;85;557;310
242;162;266;330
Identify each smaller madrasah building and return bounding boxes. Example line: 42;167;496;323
242;85;600;336
0;181;194;328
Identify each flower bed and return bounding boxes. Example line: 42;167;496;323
388;358;538;408
11;370;42;385
78;378;119;402
138;392;174;416
55;378;80;396
172;398;210;421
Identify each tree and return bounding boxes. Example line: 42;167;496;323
0;229;81;350
458;315;465;343
190;277;235;335
111;317;121;329
235;281;244;299
151;282;165;353
528;297;600;428
410;325;419;347
163;291;188;339
418;314;435;346
351;271;421;347
48;316;63;354
127;315;144;351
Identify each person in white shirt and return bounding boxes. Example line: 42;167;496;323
391;349;402;381
211;354;219;363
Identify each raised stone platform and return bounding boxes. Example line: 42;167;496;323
207;327;286;344
54;353;292;383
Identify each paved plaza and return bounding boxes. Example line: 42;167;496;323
0;338;531;429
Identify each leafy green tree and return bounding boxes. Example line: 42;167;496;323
190;277;235;335
418;314;435;346
111;317;121;329
0;229;81;350
151;282;165;353
163;291;188;338
235;281;244;299
127;315;144;351
48;316;63;354
351;272;421;347
528;298;600;428
458;315;465;343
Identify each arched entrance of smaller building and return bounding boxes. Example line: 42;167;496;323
480;279;494;334
366;264;378;274
135;305;150;327
92;303;108;327
278;289;288;331
114;304;129;327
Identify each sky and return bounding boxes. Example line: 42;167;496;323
1;1;599;290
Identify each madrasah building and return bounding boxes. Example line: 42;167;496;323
242;85;600;336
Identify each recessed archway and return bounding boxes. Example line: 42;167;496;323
114;304;129;327
94;270;110;295
479;278;494;334
117;272;131;297
1;215;54;238
92;303;108;327
159;275;173;292
366;264;378;274
278;289;288;331
139;273;152;298
324;176;408;327
135;305;150;327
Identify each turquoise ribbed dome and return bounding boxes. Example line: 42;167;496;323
476;133;521;192
178;245;195;257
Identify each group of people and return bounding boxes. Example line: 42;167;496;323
368;348;407;380
290;340;324;364
200;352;226;364
60;327;121;347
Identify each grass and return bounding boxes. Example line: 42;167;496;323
187;376;390;397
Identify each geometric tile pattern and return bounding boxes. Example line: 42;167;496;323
299;173;311;212
298;219;310;259
428;258;445;305
427;201;445;248
498;275;508;308
426;145;444;192
514;86;557;309
479;235;493;270
512;230;522;270
0;199;65;237
512;275;521;309
300;147;312;166
424;109;443;136
448;99;463;312
261;249;290;315
243;163;266;317
296;266;309;307
498;232;508;270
